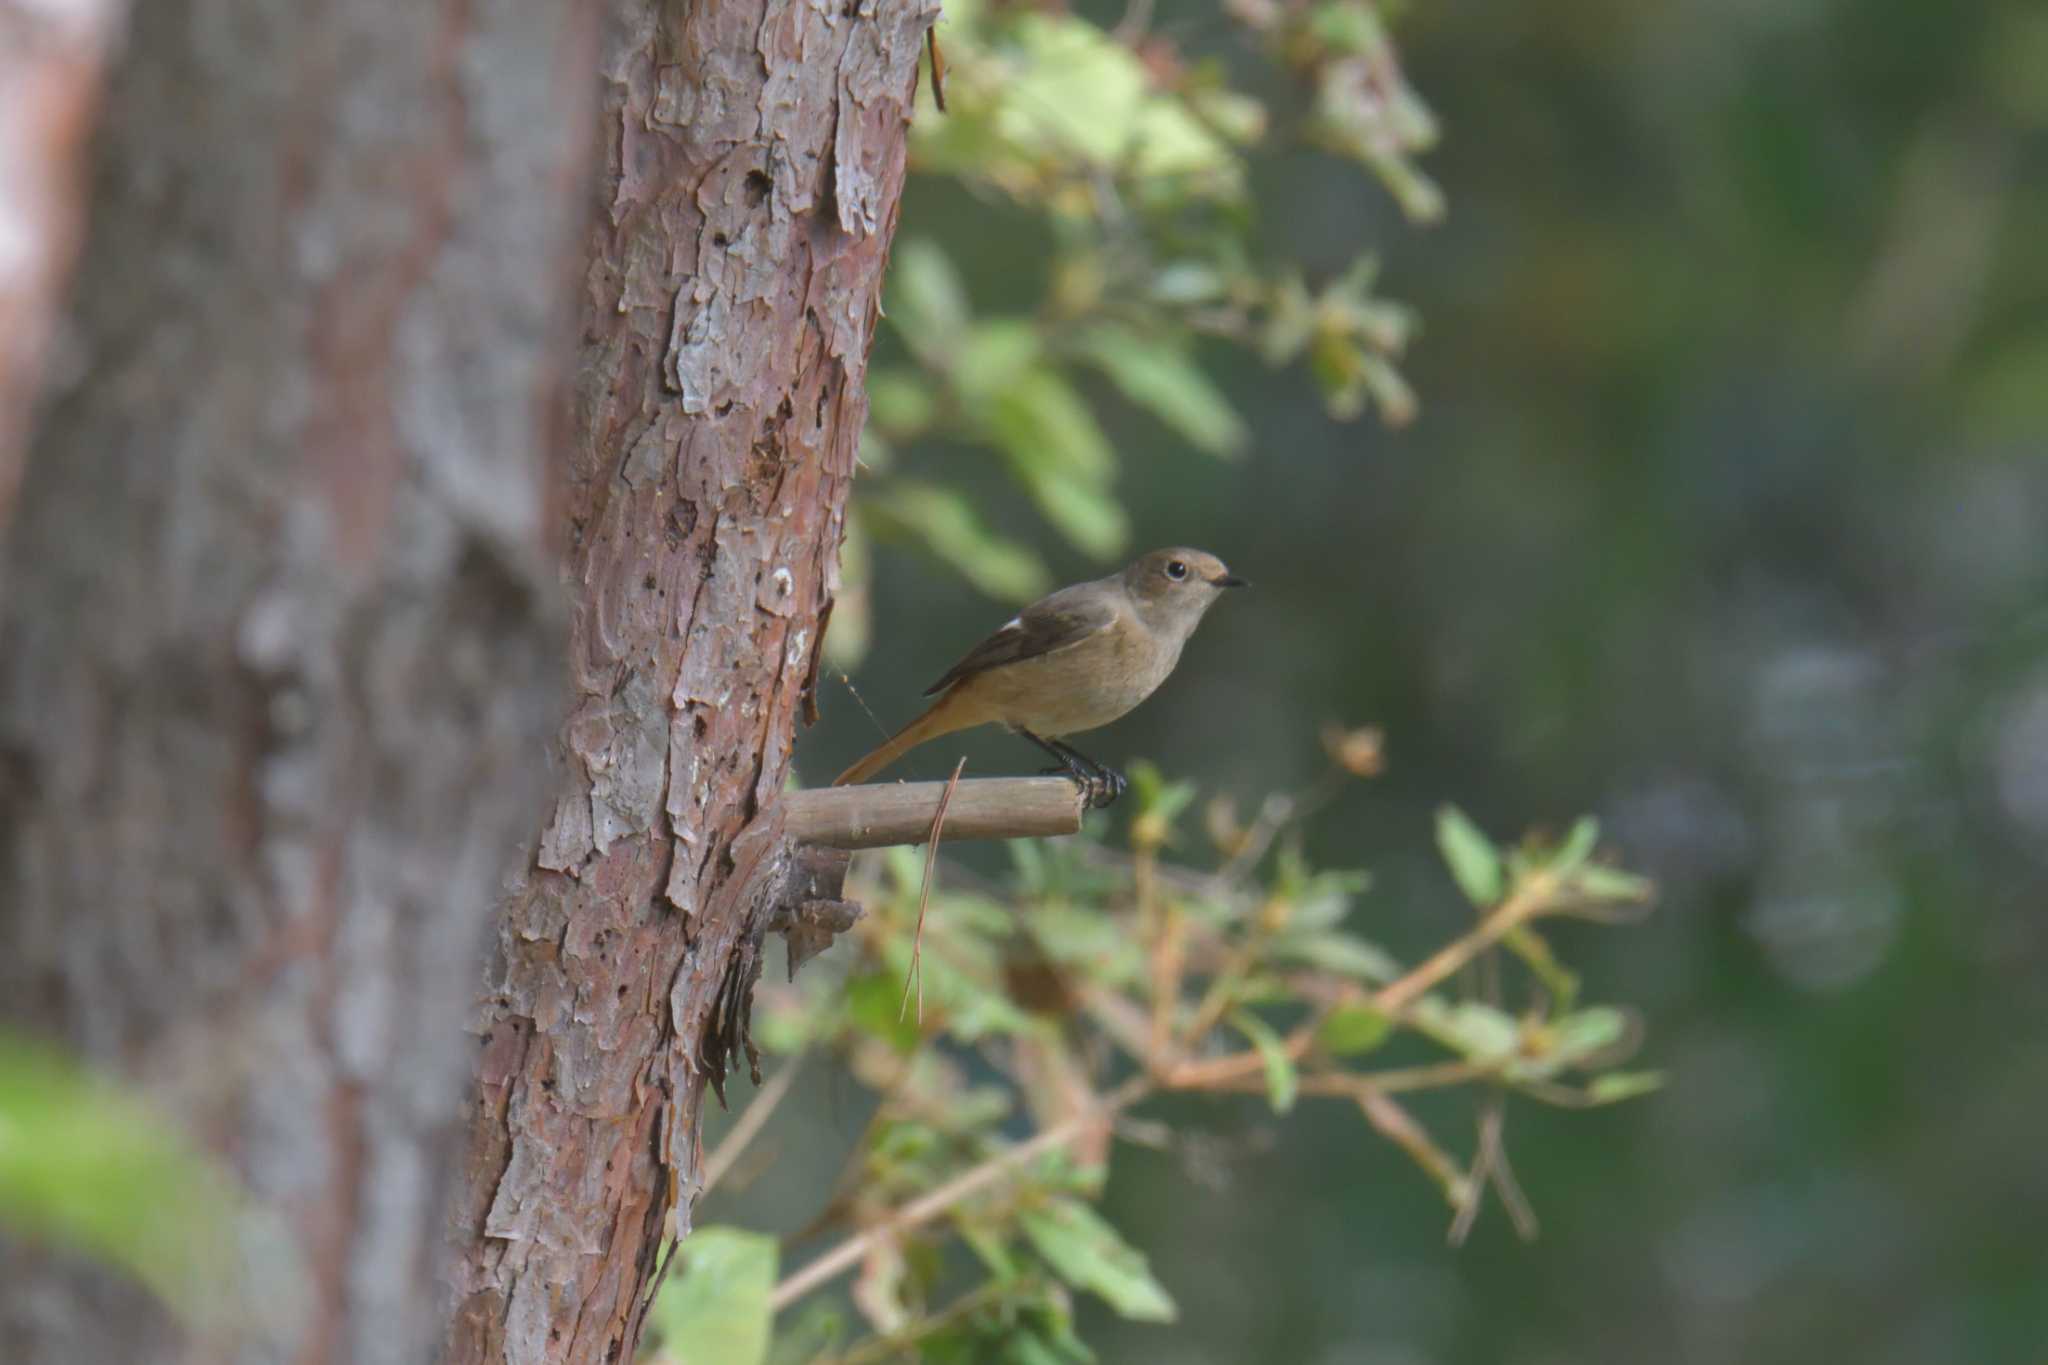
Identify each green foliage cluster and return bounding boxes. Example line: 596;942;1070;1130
0;1035;244;1323
646;749;1657;1364
837;0;1438;660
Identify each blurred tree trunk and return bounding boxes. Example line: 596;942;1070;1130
0;1;596;1363
439;3;932;1362
0;0;123;543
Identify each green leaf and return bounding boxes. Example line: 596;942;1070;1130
1125;759;1199;840
0;1036;243;1323
1502;925;1580;1012
888;239;971;361
1005;1323;1096;1365
1271;851;1372;932
988;367;1116;481
1550;1006;1627;1063
988;16;1239;186
1315;1003;1393;1055
955;321;1044;405
1228;1011;1298;1113
866;369;937;438
1025;905;1146;985
981;366;1128;557
1551;816;1600;873
1569;862;1656;904
1073;327;1248;457
879;935;1041;1041
1586;1071;1666;1104
1020;1197;1177;1322
1149;262;1229;304
651;1226;778;1365
1271;931;1398;983
1434;805;1503;907
863;481;1053;603
957;1217;1019;1280
1409;998;1520;1063
843;970;924;1053
1015;465;1129;559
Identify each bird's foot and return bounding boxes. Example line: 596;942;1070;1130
1024;731;1126;809
1040;767;1122;809
1036;754;1125;809
1088;765;1127;809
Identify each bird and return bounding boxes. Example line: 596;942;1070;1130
831;547;1246;805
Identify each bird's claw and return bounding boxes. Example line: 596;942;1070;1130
1024;731;1125;809
1039;761;1125;809
1088;766;1127;809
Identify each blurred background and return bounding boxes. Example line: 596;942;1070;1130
778;0;2048;1360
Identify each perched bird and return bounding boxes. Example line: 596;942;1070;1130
832;547;1246;805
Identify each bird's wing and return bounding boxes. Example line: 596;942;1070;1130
921;587;1118;696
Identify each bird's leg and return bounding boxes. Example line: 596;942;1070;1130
1048;739;1127;806
1019;731;1123;809
1020;729;1090;783
1019;732;1124;808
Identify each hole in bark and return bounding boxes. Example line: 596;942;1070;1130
743;170;772;206
713;400;734;417
643;573;657;591
712;232;729;247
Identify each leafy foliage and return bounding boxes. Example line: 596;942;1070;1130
834;0;1437;665
649;1228;780;1365
0;1035;246;1324
647;739;1657;1362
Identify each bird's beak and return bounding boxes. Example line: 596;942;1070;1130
1213;574;1248;589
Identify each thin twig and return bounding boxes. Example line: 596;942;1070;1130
1200;1059;1493;1100
1356;1089;1471;1208
1447;1095;1496;1246
816;1277;1042;1365
700;1051;807;1196
1161;876;1563;1092
1486;1105;1540;1241
900;757;966;1025
769;1076;1151;1313
1372;874;1557;1014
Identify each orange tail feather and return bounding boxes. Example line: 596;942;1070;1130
832;691;982;785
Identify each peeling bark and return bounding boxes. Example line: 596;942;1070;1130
0;0;597;1362
440;2;934;1362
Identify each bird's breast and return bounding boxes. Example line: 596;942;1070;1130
966;619;1181;736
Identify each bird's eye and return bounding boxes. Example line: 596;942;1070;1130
1165;560;1189;580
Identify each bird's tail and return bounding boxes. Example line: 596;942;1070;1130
832;690;982;786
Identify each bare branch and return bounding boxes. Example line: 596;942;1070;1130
788;777;1087;849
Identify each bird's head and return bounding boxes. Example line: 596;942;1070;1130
1123;547;1246;633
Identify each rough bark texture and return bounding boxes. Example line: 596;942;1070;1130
0;0;124;541
0;0;596;1361
440;2;934;1362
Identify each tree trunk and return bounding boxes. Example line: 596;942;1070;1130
439;3;932;1362
0;0;123;540
0;0;596;1361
